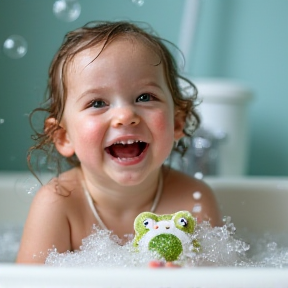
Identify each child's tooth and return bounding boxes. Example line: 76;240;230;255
115;139;141;145
118;157;134;161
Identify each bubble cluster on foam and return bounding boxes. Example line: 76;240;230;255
45;226;156;268
45;220;288;268
249;238;288;268
182;219;252;267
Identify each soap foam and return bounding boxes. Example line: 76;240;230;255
45;226;157;267
45;220;288;268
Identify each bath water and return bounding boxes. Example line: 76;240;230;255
0;224;22;262
43;218;288;268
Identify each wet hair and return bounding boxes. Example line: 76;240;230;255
28;20;200;176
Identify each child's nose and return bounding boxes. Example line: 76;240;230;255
111;106;140;127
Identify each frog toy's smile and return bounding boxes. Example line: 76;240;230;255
133;211;200;262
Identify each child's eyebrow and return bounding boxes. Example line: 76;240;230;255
76;81;164;102
141;81;164;92
76;88;103;102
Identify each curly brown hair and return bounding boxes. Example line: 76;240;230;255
28;20;200;176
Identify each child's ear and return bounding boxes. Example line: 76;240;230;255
174;109;186;141
45;118;75;157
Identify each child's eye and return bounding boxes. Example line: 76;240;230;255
91;100;107;108
136;93;155;102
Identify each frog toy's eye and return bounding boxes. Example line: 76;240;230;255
178;217;188;227
143;218;154;229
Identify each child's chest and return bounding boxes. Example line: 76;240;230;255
66;193;99;250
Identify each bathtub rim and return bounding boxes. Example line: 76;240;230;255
1;170;288;185
0;264;288;288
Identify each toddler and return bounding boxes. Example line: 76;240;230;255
16;21;221;264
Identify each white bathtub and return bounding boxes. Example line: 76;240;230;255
0;172;288;287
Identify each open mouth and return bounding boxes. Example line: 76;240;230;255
105;140;148;159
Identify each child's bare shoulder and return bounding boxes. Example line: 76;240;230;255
163;167;221;226
32;168;83;205
164;167;213;195
17;169;84;260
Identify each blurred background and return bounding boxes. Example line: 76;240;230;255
0;0;288;176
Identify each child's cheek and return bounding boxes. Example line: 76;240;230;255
150;111;175;146
73;119;104;150
151;110;174;133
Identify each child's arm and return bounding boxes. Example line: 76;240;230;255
16;182;71;264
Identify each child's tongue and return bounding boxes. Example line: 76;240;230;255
108;142;142;158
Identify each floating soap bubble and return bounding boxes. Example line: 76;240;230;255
131;0;145;7
267;242;277;252
192;191;202;200
222;216;232;225
192;203;202;214
194;172;203;179
53;0;81;22
3;35;28;59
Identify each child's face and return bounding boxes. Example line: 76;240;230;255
58;38;184;185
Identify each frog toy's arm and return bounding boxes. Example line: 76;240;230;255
133;211;200;262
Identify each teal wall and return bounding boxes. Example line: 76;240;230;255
189;0;288;176
1;0;288;176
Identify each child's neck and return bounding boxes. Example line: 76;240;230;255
80;167;163;234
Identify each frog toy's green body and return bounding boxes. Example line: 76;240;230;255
133;211;200;262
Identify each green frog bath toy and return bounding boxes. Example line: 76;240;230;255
133;211;200;262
